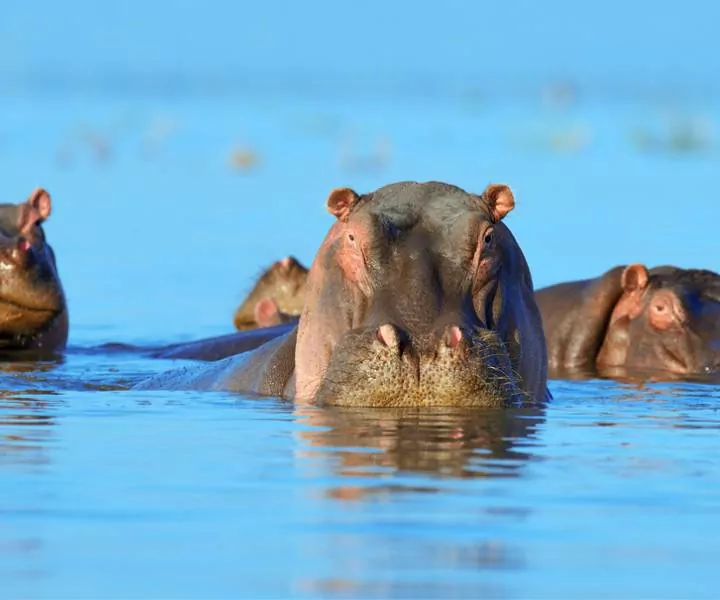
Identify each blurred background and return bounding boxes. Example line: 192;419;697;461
2;0;718;346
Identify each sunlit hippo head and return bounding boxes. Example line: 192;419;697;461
0;188;67;357
294;181;548;407
233;256;308;331
597;264;720;377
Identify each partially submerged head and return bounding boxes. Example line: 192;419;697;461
0;188;67;355
598;264;720;377
233;256;308;330
294;181;548;407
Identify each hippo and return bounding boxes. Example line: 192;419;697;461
105;257;306;362
149;256;306;361
135;180;549;407
0;188;67;359
233;256;308;330
536;264;720;380
149;322;296;361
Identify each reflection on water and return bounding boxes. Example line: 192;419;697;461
294;573;508;600
0;373;717;598
550;363;720;387
0;71;719;597
295;405;545;500
0;395;56;468
0;394;54;586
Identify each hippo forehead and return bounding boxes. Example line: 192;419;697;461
649;269;720;304
0;203;22;236
355;181;486;228
646;269;720;338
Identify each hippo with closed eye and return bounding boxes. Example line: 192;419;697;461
536;264;720;380
233;256;307;331
0;188;67;358
135;180;549;407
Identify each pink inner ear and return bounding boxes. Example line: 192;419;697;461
17;204;43;235
326;187;359;221
621;264;649;292
482;184;515;222
28;189;52;220
277;256;293;269
254;298;281;327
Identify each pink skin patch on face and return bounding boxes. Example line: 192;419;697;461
446;325;463;348
336;225;371;295
17;238;31;252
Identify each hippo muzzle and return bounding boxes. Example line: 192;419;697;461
315;320;527;408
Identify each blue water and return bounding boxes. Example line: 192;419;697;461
2;1;720;598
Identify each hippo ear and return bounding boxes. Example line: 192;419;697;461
276;256;295;270
27;188;52;220
254;298;283;328
18;188;52;234
621;264;650;292
326;187;360;222
481;184;515;222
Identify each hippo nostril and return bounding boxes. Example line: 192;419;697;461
444;325;464;349
17;237;31;253
376;324;400;350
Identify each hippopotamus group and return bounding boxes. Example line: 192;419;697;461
0;189;67;359
3;179;719;406
136;181;550;407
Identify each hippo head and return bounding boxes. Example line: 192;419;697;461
598;264;720;377
233;256;308;330
294;181;548;407
0;189;67;353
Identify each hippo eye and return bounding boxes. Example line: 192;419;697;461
347;233;356;243
483;229;494;247
654;304;666;313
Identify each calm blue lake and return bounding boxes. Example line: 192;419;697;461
2;2;720;597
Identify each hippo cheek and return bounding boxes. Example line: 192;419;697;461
641;328;718;376
694;338;720;376
652;342;692;374
0;245;64;329
314;326;527;408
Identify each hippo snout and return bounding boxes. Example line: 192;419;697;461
373;322;475;372
314;322;528;408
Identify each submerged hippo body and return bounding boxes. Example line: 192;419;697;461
116;258;306;363
150;323;296;361
536;264;720;380
0;189;67;359
233;256;308;330
136;181;549;407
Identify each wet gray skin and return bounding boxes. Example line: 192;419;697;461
536;264;720;381
233;256;308;331
0;189;68;359
134;181;549;407
314;323;527;407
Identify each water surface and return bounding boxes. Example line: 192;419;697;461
2;367;719;598
1;51;720;599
